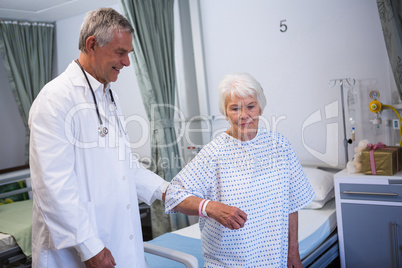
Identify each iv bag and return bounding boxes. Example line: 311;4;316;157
347;87;358;126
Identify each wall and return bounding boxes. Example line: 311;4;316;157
192;0;394;168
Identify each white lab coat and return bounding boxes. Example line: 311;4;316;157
29;61;165;267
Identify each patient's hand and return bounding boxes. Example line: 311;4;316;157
85;247;116;268
173;196;247;230
207;201;247;230
287;249;303;268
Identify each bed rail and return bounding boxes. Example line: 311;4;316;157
144;242;199;268
0;168;31;200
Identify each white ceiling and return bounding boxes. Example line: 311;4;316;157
0;0;119;22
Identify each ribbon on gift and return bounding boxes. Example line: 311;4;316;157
367;142;399;175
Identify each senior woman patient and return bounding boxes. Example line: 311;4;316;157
165;72;315;267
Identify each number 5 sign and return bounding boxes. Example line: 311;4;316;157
280;20;287;32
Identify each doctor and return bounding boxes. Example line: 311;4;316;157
29;8;168;268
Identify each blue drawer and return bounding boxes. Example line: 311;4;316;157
340;183;402;202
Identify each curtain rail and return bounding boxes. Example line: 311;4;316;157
0;20;54;27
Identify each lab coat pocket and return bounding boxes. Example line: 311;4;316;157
91;198;119;247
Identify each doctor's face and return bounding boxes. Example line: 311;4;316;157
92;30;133;84
225;94;261;141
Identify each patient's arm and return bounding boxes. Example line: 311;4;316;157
287;211;302;268
174;196;247;230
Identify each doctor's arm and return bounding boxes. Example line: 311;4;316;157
132;160;169;204
287;211;302;268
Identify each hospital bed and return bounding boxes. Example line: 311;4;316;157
0;167;32;267
144;166;339;267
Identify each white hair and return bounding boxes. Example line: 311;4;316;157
218;72;266;116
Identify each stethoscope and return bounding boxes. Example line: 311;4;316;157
76;59;122;137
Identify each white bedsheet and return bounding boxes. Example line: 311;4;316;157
173;198;337;260
0;232;17;253
298;198;336;259
172;222;201;239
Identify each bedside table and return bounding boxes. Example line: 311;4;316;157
334;169;402;268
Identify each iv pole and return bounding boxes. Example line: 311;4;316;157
329;78;355;164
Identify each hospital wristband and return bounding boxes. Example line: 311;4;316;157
202;200;210;217
198;199;206;218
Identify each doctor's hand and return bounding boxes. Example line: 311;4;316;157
85;247;116;268
207;201;247;230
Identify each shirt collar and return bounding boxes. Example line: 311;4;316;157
72;60;111;96
84;70;111;97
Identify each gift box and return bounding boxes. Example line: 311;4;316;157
361;143;402;176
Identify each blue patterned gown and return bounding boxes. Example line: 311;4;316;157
165;128;315;267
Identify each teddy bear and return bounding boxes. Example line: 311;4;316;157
346;139;370;173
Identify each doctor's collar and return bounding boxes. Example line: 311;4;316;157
74;60;111;95
74;59;110;95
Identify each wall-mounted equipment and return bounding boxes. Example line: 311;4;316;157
368;90;402;146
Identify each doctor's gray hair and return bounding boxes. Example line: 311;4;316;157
218;72;267;116
78;8;134;53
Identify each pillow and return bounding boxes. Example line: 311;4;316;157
305;189;334;209
302;167;335;209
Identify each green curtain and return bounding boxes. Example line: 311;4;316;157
377;0;402;99
0;21;54;163
120;0;189;237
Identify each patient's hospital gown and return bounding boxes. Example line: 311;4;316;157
29;61;166;268
166;128;315;267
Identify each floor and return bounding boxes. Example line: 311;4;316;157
327;256;341;268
